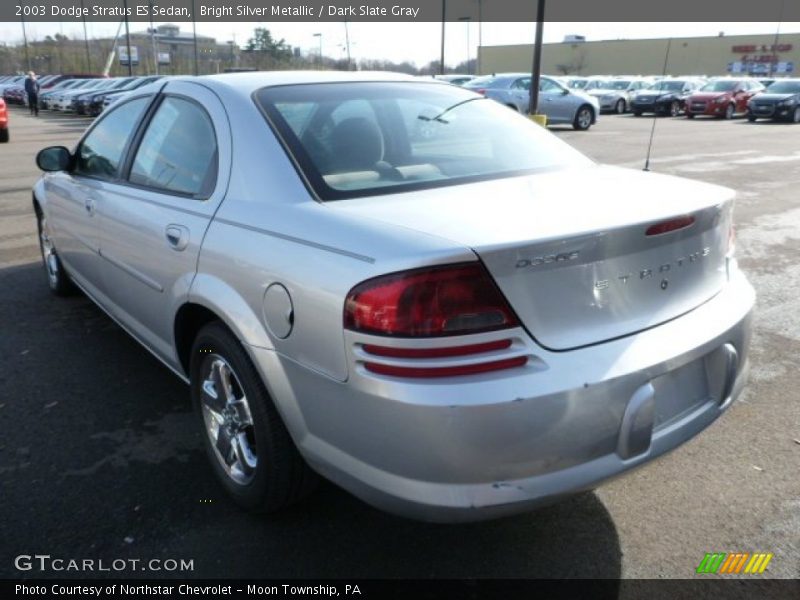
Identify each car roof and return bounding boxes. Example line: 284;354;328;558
196;70;419;96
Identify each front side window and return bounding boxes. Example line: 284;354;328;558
540;78;563;93
129;97;217;197
256;82;591;201
75;97;150;180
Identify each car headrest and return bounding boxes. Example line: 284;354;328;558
329;117;384;172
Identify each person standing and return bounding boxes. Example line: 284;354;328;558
24;71;40;116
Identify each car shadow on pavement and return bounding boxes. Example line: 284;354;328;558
0;262;622;582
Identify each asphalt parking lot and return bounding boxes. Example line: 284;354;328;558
0;107;798;580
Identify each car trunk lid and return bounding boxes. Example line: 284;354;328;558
331;165;734;350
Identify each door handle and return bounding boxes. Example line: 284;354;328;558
165;225;190;251
84;198;95;216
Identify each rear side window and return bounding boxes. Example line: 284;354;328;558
75;97;150;180
129;97;217;197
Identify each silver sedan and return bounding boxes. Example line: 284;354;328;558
33;72;753;522
463;73;600;129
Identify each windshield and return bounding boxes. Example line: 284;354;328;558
648;80;685;92
700;80;738;92
567;79;588;89
766;81;800;94
256;82;591;201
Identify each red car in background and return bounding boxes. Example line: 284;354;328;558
0;97;8;143
685;78;765;119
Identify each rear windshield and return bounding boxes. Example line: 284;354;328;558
255;82;590;201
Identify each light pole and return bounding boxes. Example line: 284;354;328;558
122;0;133;76
439;0;446;75
477;0;482;75
80;0;92;72
20;11;31;71
313;33;322;67
344;20;352;70
458;16;470;74
528;0;546;117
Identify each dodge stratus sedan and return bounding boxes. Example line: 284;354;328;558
33;72;754;522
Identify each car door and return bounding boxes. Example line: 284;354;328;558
539;77;570;123
96;80;231;369
509;77;530;112
43;95;152;301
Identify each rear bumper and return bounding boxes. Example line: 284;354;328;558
248;268;754;522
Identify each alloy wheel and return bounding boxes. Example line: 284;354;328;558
38;216;60;288
200;354;258;485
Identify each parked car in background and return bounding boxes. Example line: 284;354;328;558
32;72;753;522
73;77;137;115
463;73;599;130
560;76;589;90
0;96;8;142
3;74;57;105
433;74;476;86
584;77;652;113
78;76;163;117
747;78;800;123
40;80;90;110
685;78;764;119
630;78;705;116
49;77;122;112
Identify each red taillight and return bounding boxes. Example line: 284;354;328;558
475;88;486;95
364;356;527;379
645;215;695;236
344;263;518;337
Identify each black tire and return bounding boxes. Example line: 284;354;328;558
793;107;800;124
36;209;76;296
669;101;680;117
0;127;8;143
191;322;319;512
747;114;757;122
573;105;594;130
614;99;625;114
724;104;735;120
506;103;519;112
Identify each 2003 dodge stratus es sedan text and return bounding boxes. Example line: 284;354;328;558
33;72;754;522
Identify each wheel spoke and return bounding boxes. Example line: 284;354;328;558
216;426;236;466
201;369;226;414
234;432;257;474
212;360;236;404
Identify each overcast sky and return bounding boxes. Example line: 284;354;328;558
2;21;799;67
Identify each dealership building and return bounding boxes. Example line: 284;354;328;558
478;32;800;77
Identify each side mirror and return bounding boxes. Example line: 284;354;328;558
561;88;569;95
36;146;72;172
